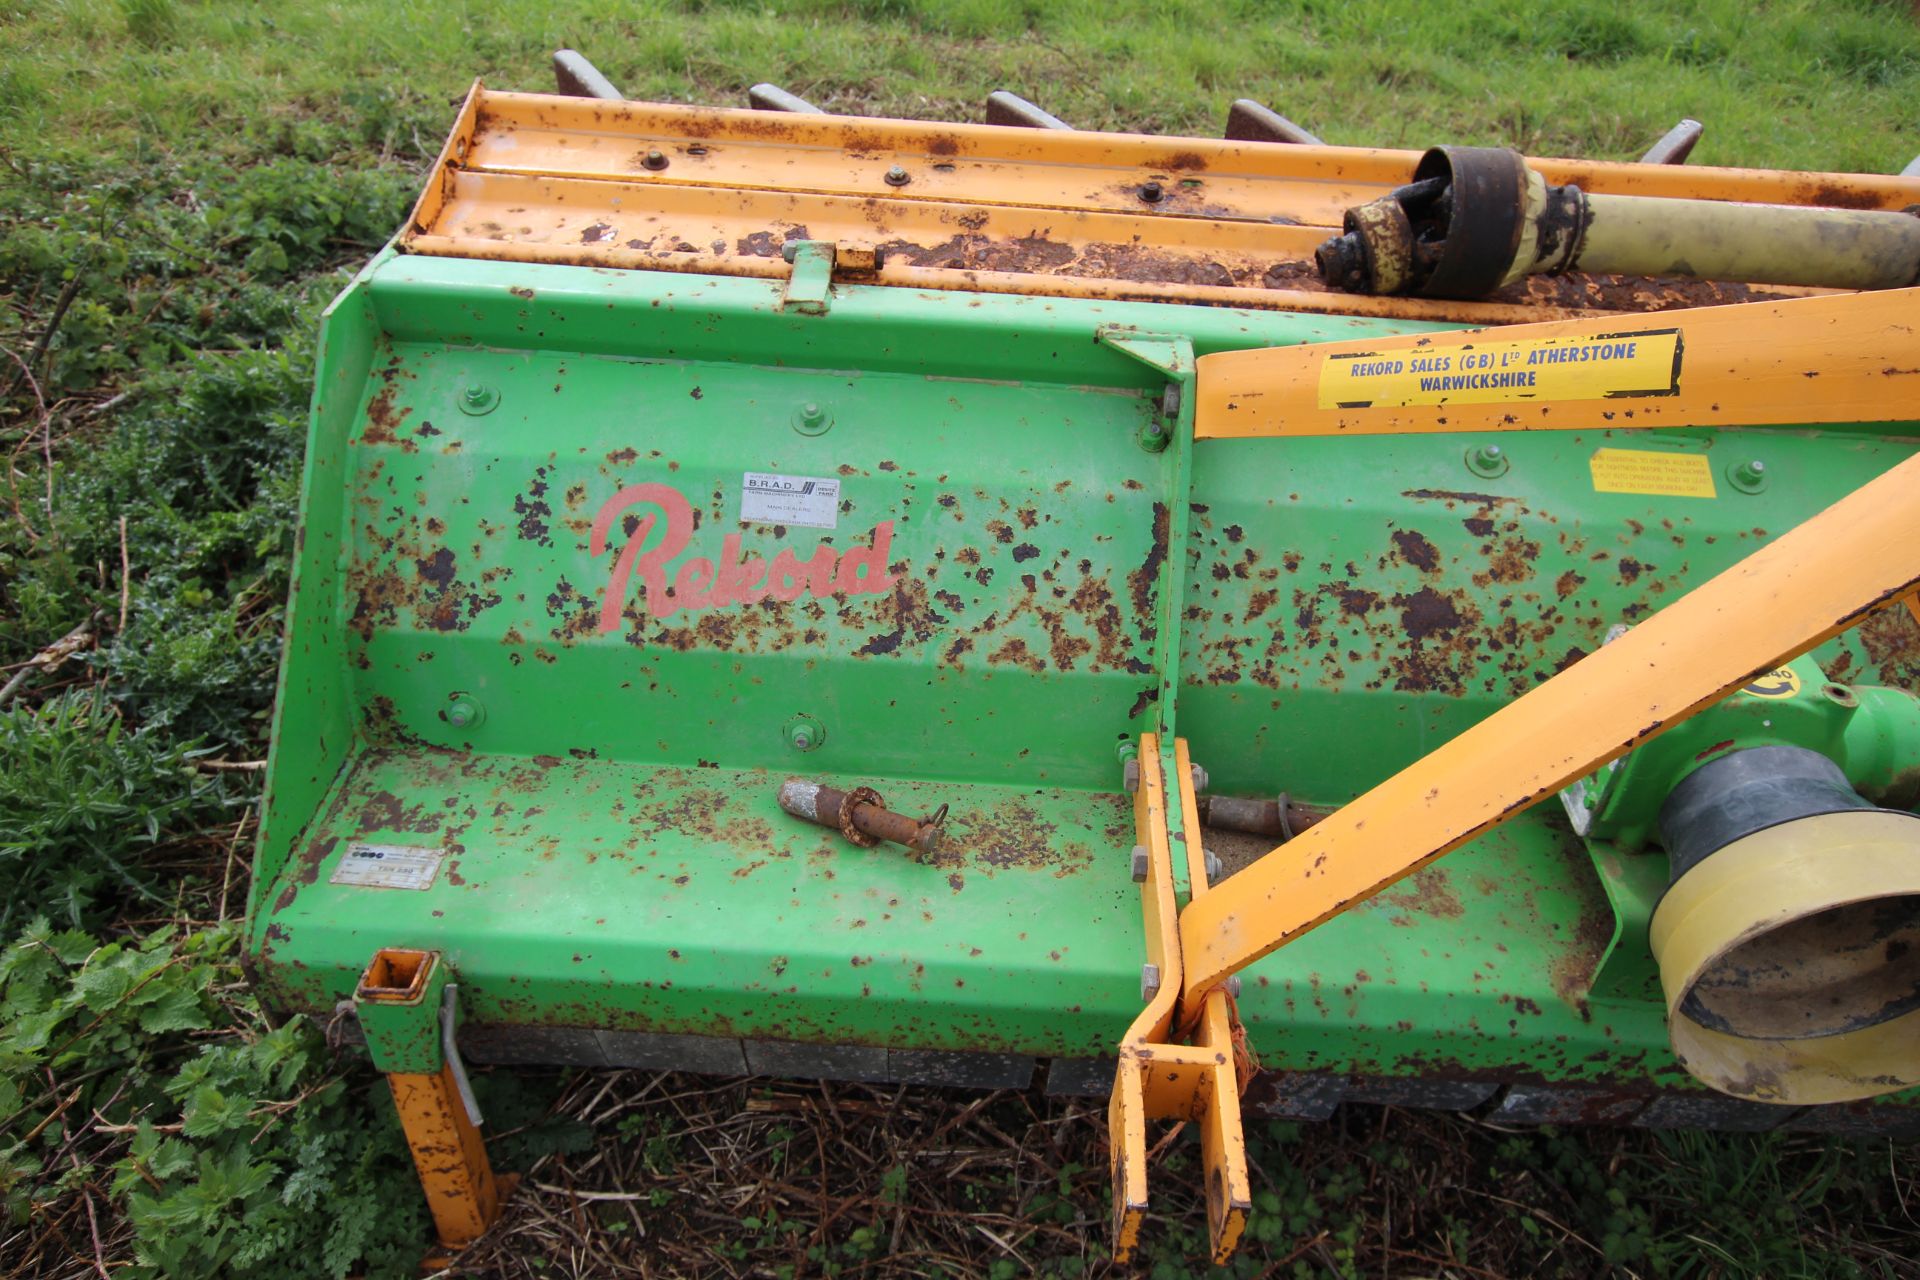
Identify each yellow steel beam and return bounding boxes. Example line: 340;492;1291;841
1194;286;1920;439
1176;451;1920;1003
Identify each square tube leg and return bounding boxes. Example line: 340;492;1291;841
387;1062;502;1247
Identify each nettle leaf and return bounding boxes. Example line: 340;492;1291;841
46;929;96;967
136;982;209;1034
128;1184;211;1233
148;1137;196;1183
181;1083;252;1138
73;948;139;1010
253;1019;313;1093
200;1144;275;1204
1;1006;67;1059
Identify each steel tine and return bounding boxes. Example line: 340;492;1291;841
985;91;1073;130
1224;99;1323;146
1641;118;1705;165
748;83;825;113
552;50;623;101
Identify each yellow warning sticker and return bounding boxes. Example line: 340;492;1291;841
1589;448;1717;499
1317;328;1682;409
1744;667;1803;699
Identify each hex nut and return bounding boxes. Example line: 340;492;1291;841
445;695;484;729
458;383;500;416
792;401;834;436
1130;844;1150;883
1140;963;1162;1001
1123;758;1141;793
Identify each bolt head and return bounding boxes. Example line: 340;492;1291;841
458;383;499;416
884;165;911;186
1139;181;1164;203
1466;441;1510;477
1727;457;1771;493
446;697;483;729
792;401;833;436
784;715;824;751
643;148;669;170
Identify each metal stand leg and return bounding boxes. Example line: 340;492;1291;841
354;949;508;1249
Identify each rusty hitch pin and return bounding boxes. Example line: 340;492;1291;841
777;779;948;855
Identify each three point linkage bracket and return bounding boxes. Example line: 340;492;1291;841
1109;735;1252;1265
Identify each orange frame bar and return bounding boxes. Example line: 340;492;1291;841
403;85;1920;321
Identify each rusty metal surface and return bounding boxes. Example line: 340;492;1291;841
1197;794;1330;841
888;1048;1037;1089
1788;1100;1920;1138
1241;1070;1346;1120
1341;1077;1499;1110
745;1039;892;1083
399;86;1917;317
1633;1093;1797;1131
1045;1058;1119;1097
1487;1084;1650;1126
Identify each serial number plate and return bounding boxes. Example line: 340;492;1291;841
740;472;841;529
329;843;446;891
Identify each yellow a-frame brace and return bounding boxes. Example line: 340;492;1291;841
1111;286;1920;1264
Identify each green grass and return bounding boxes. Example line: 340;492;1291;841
2;0;1918;170
2;1;1919;1276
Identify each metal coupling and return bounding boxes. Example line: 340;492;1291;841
777;778;948;855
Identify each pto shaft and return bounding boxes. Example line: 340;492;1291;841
1317;145;1920;300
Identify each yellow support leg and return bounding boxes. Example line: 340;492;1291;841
387;1063;504;1248
355;948;509;1253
